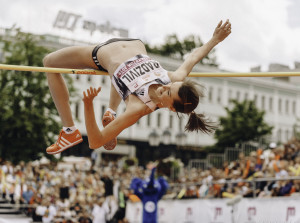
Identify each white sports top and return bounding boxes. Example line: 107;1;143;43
112;54;171;111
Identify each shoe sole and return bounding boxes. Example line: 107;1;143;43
102;115;117;150
102;115;113;126
47;138;83;155
103;138;117;150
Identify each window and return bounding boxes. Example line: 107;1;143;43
87;76;92;82
261;96;265;110
179;117;183;129
236;91;240;102
285;100;289;114
244;93;248;101
208;86;213;102
269;97;273;112
102;76;106;85
147;113;151;127
157;113;161;127
278;99;282;113
217;88;222;104
76;74;80;80
169;115;173;129
228;90;232;101
293;101;296;114
254;95;258;107
101;105;106;121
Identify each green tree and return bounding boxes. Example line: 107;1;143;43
214;100;273;149
0;28;74;163
145;34;218;66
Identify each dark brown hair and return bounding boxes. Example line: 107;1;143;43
173;79;217;134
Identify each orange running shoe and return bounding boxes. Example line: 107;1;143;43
46;129;83;155
102;111;117;150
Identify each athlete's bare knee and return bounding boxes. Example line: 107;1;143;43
43;54;51;67
43;52;57;67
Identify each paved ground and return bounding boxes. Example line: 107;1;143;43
0;215;32;223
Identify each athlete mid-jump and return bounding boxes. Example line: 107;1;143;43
43;19;231;154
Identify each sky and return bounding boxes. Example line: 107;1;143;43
0;0;300;72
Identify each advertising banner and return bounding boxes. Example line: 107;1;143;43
126;197;300;223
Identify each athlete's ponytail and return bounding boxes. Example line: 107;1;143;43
185;112;216;133
173;79;217;133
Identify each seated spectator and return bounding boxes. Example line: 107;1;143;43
21;184;35;204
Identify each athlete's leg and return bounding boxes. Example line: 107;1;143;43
43;46;97;127
43;45;98;154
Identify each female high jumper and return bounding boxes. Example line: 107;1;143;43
43;19;231;154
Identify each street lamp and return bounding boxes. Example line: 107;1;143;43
148;129;160;146
148;129;173;146
175;131;187;147
162;129;172;145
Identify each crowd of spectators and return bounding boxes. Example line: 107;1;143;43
0;157;132;223
0;138;300;222
170;138;300;199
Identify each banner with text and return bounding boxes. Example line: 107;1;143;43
126;197;300;223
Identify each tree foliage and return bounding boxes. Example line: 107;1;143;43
0;28;74;163
145;34;218;66
214;100;273;149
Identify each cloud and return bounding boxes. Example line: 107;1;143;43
287;0;300;28
0;0;299;72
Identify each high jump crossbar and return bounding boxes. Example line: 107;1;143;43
1;63;300;77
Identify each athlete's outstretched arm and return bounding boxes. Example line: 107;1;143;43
170;19;231;82
82;87;103;149
83;87;139;149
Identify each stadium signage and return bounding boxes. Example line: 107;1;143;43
53;10;128;37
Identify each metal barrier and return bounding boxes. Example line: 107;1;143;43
224;148;241;163
188;159;208;170
170;176;300;198
189;141;264;170
207;153;225;169
241;142;260;156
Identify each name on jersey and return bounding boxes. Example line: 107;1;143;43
117;57;161;83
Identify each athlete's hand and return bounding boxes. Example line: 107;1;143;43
83;86;101;104
212;19;231;43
